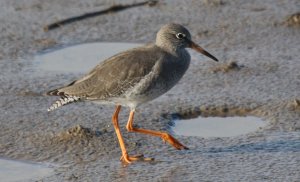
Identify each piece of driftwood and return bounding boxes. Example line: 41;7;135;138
44;0;157;31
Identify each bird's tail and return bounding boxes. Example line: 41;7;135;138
46;89;80;111
47;96;81;111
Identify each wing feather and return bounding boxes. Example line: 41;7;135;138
47;44;163;100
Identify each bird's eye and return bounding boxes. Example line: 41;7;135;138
176;33;185;39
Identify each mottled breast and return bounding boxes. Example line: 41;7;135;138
124;48;191;105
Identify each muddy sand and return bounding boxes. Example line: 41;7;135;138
0;0;299;181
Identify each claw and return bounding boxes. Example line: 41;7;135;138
120;153;154;164
161;133;189;150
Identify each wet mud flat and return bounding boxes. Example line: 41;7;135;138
0;0;300;181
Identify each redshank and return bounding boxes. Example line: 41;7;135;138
47;23;218;163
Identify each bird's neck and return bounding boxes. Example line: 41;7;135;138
156;42;185;56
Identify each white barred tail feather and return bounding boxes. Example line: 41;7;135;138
47;96;81;111
46;88;81;111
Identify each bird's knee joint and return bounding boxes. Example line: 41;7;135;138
161;133;170;139
126;125;134;132
112;118;119;128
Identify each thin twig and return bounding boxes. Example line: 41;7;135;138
44;1;157;31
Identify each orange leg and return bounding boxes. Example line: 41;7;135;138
112;105;153;164
126;110;189;150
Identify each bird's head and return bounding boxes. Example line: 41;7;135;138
156;23;218;62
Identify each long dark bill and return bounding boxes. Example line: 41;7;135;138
189;41;219;62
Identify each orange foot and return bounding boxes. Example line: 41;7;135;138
120;154;154;164
161;133;189;150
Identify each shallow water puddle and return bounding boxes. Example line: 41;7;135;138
34;42;141;73
0;158;54;182
171;116;267;138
